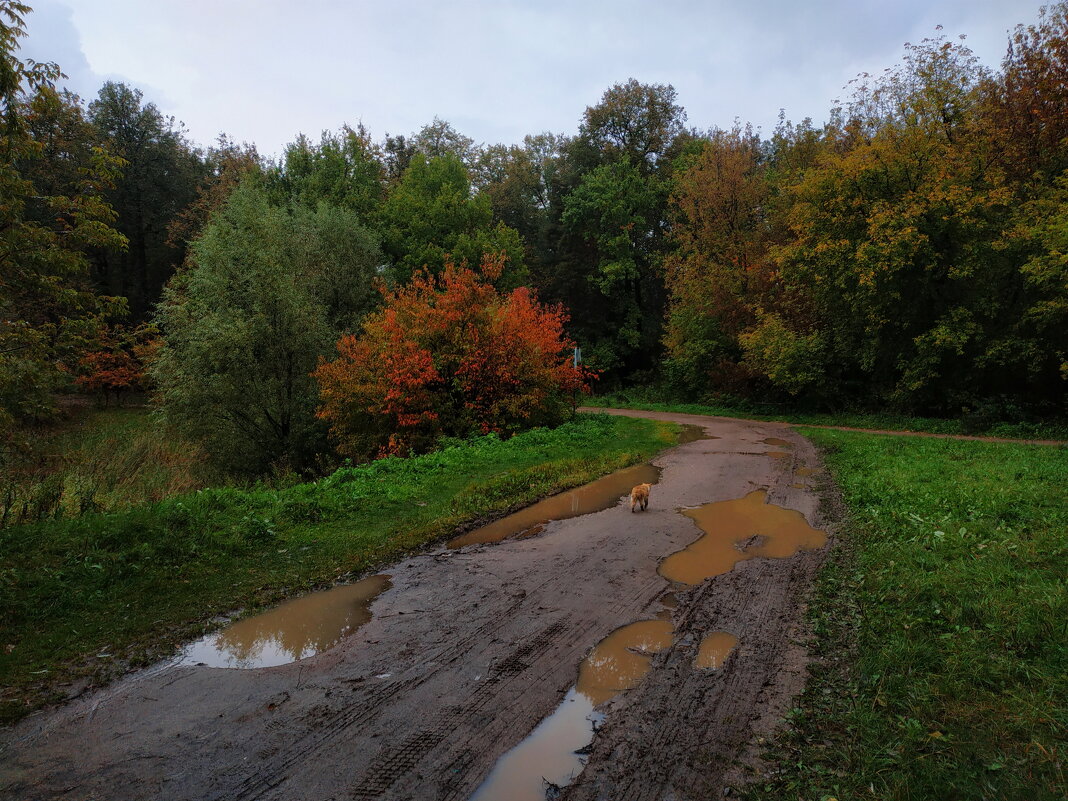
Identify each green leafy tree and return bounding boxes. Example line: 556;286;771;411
264;125;383;218
88;81;206;320
152;180;381;475
379;153;525;286
532;81;688;383
0;1;126;439
560;159;668;376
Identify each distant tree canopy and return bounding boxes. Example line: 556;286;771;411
379;153;526;287
0;1;126;439
663;24;1068;415
5;0;1068;476
88;81;205;320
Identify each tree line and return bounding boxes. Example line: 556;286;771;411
2;0;1065;475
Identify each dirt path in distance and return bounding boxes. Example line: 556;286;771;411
0;411;837;801
584;406;1068;447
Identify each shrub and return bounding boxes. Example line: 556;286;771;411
314;254;589;458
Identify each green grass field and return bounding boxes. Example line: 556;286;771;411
0;412;678;725
748;431;1067;801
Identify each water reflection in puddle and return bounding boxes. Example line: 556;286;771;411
678;424;717;444
659;490;826;585
447;463;660;549
471;620;673;801
177;575;391;669
695;631;739;669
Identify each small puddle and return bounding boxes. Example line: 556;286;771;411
766;451;790;459
789;482;805;489
796;467;819;477
576;619;674;705
762;437;792;448
678;424;716;444
659;490;827;585
695;631;739;669
471;620;673;801
177;575;391;669
447;463;660;548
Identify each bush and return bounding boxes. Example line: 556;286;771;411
315;254;589;458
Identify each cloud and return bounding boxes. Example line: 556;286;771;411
20;0;1044;157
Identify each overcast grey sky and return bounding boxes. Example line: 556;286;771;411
18;0;1045;158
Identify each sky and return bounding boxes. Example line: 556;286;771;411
18;0;1047;159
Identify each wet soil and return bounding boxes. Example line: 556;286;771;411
0;409;835;801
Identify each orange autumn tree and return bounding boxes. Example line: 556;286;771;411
314;253;589;458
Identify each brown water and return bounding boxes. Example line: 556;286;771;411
678;424;716;444
659;490;827;585
766;451;790;459
695;631;739;669
471;620;674;801
762;437;793;448
177;575;391;669
576;619;674;705
447;463;661;548
796;467;819;477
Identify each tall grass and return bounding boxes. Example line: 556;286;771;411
0;413;677;725
748;431;1067;801
0;406;210;526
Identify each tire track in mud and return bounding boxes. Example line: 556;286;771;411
0;411;834;801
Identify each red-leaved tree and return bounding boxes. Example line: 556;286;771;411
314;254;590;458
75;324;160;404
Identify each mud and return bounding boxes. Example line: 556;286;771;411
761;437;792;448
0;408;834;801
472;620;673;801
177;575;391;669
447;463;660;548
795;467;819;477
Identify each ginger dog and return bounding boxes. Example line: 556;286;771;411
630;483;651;512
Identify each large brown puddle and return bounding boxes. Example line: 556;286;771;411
447;463;660;549
471;620;673;801
659;490;826;585
695;631;739;669
177;575;391;669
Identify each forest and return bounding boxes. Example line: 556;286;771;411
2;0;1067;481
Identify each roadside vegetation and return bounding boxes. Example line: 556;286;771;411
0;405;210;527
585;395;1068;441
747;430;1067;801
0;413;677;725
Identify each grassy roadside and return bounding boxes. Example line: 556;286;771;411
584;395;1068;441
0;413;678;726
747;430;1067;800
1;405;211;526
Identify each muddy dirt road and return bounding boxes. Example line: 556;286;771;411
0;411;834;801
